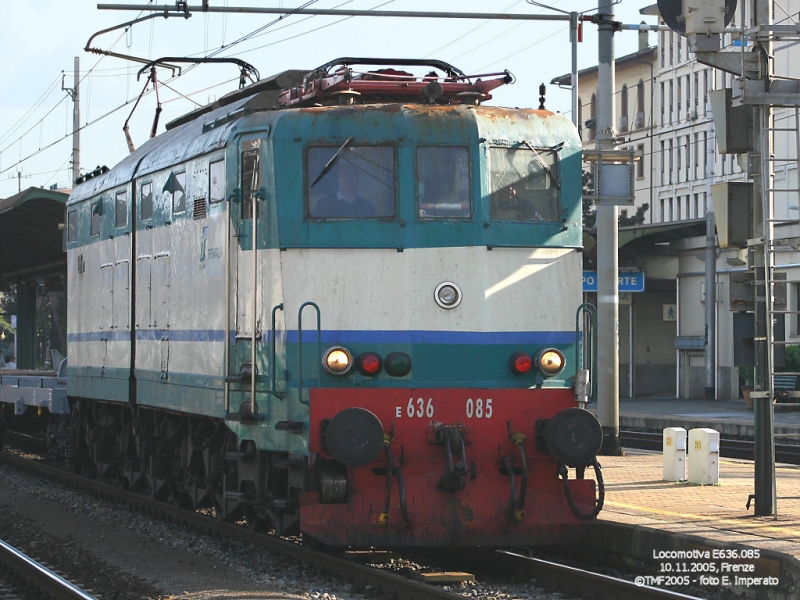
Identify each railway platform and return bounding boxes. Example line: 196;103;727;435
578;395;800;599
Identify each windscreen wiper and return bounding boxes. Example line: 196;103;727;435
310;136;354;188
523;140;560;190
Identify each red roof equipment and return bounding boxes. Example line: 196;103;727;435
278;58;514;108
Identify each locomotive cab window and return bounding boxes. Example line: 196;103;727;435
168;171;187;214
90;201;102;237
67;209;77;243
306;144;395;219
241;145;260;219
115;191;128;228
417;146;470;219
140;182;153;221
209;159;225;204
488;146;560;222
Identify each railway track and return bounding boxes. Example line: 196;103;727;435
0;450;465;600
621;430;800;464
0;446;711;600
0;537;95;600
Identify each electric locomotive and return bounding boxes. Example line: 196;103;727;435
62;58;603;547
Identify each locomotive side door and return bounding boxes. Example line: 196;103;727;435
228;134;267;416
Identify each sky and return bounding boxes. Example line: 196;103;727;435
0;0;657;198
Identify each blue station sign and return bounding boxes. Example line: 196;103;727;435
583;271;645;293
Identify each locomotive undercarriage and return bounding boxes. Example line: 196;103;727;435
49;398;305;535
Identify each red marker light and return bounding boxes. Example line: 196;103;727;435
509;351;533;375
356;352;383;376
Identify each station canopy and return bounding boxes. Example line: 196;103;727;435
0;187;69;289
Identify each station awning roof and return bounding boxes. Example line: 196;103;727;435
619;218;707;252
0;187;69;288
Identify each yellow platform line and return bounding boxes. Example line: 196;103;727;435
604;500;800;536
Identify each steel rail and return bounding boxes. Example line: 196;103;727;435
493;550;704;600
0;452;462;600
620;430;800;464
0;538;96;600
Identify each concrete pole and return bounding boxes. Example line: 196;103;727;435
704;209;716;399
570;12;579;127
752;0;775;517
72;57;81;185
596;0;620;454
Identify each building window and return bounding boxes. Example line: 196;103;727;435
619;84;629;133
677;34;682;62
694;193;700;219
703;132;708;178
693;73;699;116
669;80;674;123
686;75;691;115
668;138;674;184
685;136;691;181
703;69;710;113
660;140;665;185
694;133;700;179
660;82;665;126
794;283;800;335
677;144;682;183
677;78;682;121
669;32;674;65
589;94;597;140
637;143;645;179
660;198;666;222
661;32;666;68
635;79;645;129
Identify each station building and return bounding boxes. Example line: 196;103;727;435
553;3;800;400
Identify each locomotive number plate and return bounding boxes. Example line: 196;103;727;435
394;397;494;419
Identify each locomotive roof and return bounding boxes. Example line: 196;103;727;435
68;69;308;205
69;93;578;206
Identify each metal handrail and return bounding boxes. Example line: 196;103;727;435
297;302;321;405
575;303;598;402
271;303;285;399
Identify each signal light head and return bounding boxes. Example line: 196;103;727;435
537;348;565;377
322;346;353;375
356;352;383;376
509;351;533;375
384;352;412;377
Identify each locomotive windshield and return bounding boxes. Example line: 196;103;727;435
306;145;395;219
488;146;560;222
416;146;470;219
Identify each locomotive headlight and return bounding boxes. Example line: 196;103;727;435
537;348;565;377
434;281;462;309
323;346;353;375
